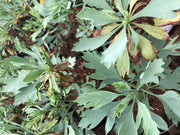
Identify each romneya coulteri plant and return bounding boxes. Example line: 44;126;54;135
0;0;180;134
73;0;180;135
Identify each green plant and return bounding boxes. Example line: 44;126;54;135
75;36;180;135
0;0;180;134
73;0;180;77
0;38;78;134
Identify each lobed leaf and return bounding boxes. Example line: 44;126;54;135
72;27;119;51
158;37;180;58
113;93;133;117
131;0;180;20
136;101;160;135
77;7;120;26
159;67;180;90
14;83;38;105
79;102;117;131
156;91;180;125
83;52;122;81
115;105;137;135
84;0;112;10
75;91;119;110
139;59;164;88
8;56;39;69
1;70;28;94
102;25;127;68
15;38;38;60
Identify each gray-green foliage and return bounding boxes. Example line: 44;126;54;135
0;0;180;134
73;0;180;77
75;41;180;135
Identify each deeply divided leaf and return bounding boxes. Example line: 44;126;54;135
83;52;122;81
77;7;120;26
131;0;180;20
102;25;127;68
72;28;119;51
139;59;164;87
136;101;160;135
156;91;180;125
75;91;119;110
2;70;28;94
84;0;112;10
159;67;180;90
79;102;117;131
115;105;137;135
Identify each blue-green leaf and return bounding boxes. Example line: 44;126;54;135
151;112;168;131
102;25;127;68
159;67;180;90
23;69;46;83
139;59;164;88
84;0;112;10
75;91;119;110
77;7;120;26
156;91;180;125
115;105;137;135
79;102;117;131
14;83;38;105
72;27;119;51
2;70;28;94
136;101;160;135
83;52;122;81
131;0;180;20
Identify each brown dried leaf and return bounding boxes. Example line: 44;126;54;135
128;39;142;65
130;2;147;16
53;61;71;72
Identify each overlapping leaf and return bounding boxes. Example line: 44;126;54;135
154;10;180;26
75;91;119;110
77;7;120;26
115;105;137;135
82;52;122;81
1;70;28;94
72;27;119;51
23;69;46;83
131;0;180;20
79;102;117;133
139;59;164;88
102;25;127;68
156;91;180;125
151;112;168;131
137;35;157;61
14;83;38;105
116;49;130;78
136;101;160;135
84;0;112;10
134;23;169;40
159;67;180;90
